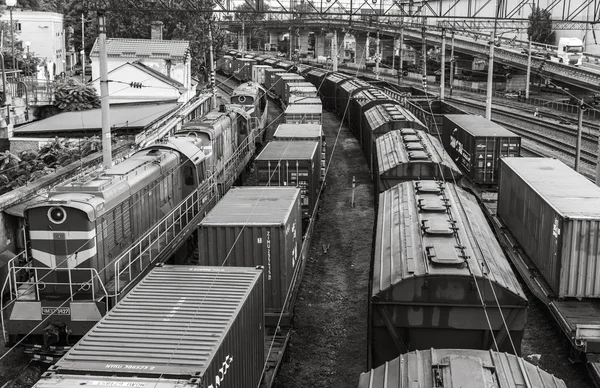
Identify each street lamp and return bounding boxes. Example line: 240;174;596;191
5;0;17;70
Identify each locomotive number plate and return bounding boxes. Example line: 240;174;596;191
42;307;70;315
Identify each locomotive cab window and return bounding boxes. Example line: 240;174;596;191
184;165;195;186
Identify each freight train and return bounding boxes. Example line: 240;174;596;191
1;86;267;357
24;51;568;388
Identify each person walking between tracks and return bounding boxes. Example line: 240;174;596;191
534;108;539;118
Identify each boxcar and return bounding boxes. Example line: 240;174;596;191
321;73;351;110
349;88;395;142
374;129;462;193
442;114;521;185
198;188;302;316
284;104;322;125
264;68;285;91
305;68;330;90
370;181;527;367
233;58;256;82
498;157;600;299
217;54;235;76
32;266;265;388
255;141;320;221
360;349;566;387
335;78;371;119
361;102;426;173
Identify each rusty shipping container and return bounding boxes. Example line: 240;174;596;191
498;157;600;298
32;265;265;388
362;103;426;174
255;141;320;220
284;104;322;125
335;78;371;119
198;187;301;318
374;129;462;193
359;349;566;387
442;114;521;185
370;181;527;367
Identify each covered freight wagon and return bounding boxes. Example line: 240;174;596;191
335;78;371;119
362;103;426;173
305;68;329;89
284;103;322;125
321;73;351;110
497;157;600;298
32;266;265;388
442;114;521;185
264;68;285;91
233;58;256;82
370;181;527;367
198;187;302;321
374;129;462;193
349;88;395;142
255;141;320;221
360;349;566;387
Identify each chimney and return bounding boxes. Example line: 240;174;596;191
151;21;164;40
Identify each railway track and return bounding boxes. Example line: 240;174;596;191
215;74;236;95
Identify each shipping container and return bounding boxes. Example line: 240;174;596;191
305;68;330;89
335;78;371;119
284;82;318;105
252;64;273;84
442;114;521;185
273;123;325;181
349;88;394;142
362;103;426;173
295;63;314;75
34;266;265;388
374;129;462;193
289;96;322;105
198;187;302;317
254;55;269;64
263;57;281;67
497;157;600;298
274;74;305;100
264;68;285;91
370;181;527;367
359;349;566;388
276;59;295;71
284;104;322;125
218;55;235;76
255;141;320;220
321;73;351;110
233;58;256;82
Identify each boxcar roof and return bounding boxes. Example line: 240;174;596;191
501;157;600;217
201;187;300;225
256;140;319;160
52;266;262;376
373;181;525;298
358;349;566;388
444;114;518;137
364;103;426;131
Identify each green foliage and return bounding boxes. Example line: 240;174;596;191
528;6;556;44
235;2;270;51
53;77;101;112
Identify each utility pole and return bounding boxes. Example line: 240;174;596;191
440;28;445;101
375;30;380;78
596;123;600;186
81;13;85;83
98;11;112;169
421;25;427;84
485;29;495;119
391;36;396;76
449;31;455;96
209;22;217;110
525;36;532;99
399;27;404;82
332;30;338;71
575;100;584;172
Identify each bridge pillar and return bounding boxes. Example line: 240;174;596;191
298;31;310;54
315;33;326;58
381;37;395;65
268;31;278;51
355;33;369;68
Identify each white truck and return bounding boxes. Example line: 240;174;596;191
551;37;584;66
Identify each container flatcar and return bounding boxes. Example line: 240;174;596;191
335;78;371;119
349;88;395;142
370;181;527;367
359;349;566;388
284;103;322;125
442;115;521;185
198;187;302;323
31;266;265;388
255;141;320;221
362;103;426;174
321;73;351;110
374;129;462;193
289;96;322;105
284;82;318;105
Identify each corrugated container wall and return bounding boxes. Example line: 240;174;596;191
497;157;600;298
321;73;350;110
284;104;322;125
252;65;272;84
255;141;320;220
442;115;521;185
274;74;304;100
234;58;256;82
264;69;284;91
39;266;264;388
273;123;326;182
198;188;302;314
284;83;318;105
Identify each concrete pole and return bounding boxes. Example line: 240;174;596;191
399;28;404;81
242;22;245;52
575;101;584;172
209;23;217;110
81;13;85;83
391;36;396;75
421;26;427;79
525;36;532;99
332;30;338;71
596;123;600;186
449;31;455;96
375;30;380;77
98;12;112;169
440;28;446;101
365;33;370;67
485;30;495;120
9;7;15;70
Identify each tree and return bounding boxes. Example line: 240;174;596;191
528;6;555;44
234;2;270;51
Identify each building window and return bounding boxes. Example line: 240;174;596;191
15;23;21;32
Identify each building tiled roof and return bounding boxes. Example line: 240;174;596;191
90;38;190;60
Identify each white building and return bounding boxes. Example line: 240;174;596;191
0;9;66;77
89;23;193;103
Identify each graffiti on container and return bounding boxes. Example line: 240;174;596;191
208;355;234;388
267;231;272;280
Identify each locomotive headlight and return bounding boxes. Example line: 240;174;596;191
238;95;246;103
48;206;67;224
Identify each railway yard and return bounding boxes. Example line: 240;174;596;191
3;41;600;388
